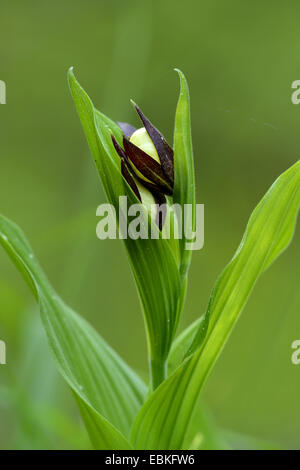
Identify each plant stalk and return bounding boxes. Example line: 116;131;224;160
150;357;167;391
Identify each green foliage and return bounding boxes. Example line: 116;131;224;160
131;161;300;449
173;69;196;278
0;69;299;450
0;215;143;449
68;68;188;388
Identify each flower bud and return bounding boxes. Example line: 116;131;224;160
112;103;175;232
130;128;160;163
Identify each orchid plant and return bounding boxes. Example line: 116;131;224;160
0;68;299;449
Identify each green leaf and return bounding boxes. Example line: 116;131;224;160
168;316;203;374
74;396;133;450
173;69;196;278
0;214;143;449
68;68;182;386
131;161;300;449
187;160;300;356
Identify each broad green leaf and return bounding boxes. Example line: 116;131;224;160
74;396;133;450
173;69;196;278
131;161;300;449
0;214;143;448
68;68;182;381
186;160;300;356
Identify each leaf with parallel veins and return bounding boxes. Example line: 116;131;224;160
69;68;184;393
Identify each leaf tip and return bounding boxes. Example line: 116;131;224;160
67;67;77;93
174;67;184;79
174;68;188;89
67;66;75;80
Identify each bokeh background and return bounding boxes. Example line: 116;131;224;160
0;0;299;449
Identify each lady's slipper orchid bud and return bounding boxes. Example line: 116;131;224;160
69;68;194;390
130;128;159;162
112;103;175;230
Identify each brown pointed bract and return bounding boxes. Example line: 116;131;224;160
152;192;167;231
123;137;173;195
131;101;174;185
112;135;141;201
121;160;141;202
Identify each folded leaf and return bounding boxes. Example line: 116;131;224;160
68;68;182;385
74;396;133;450
173;69;196;278
187;160;300;356
168;316;203;374
0;214;144;448
131;161;300;449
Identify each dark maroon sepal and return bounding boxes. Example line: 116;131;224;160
152;192;167;231
111;135;141;201
121;160;142;202
123;137;173;196
112;134;169;229
111;134;127;160
131;101;174;185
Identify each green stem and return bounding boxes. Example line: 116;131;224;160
150;357;167;391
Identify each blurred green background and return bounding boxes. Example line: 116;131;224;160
0;0;299;449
